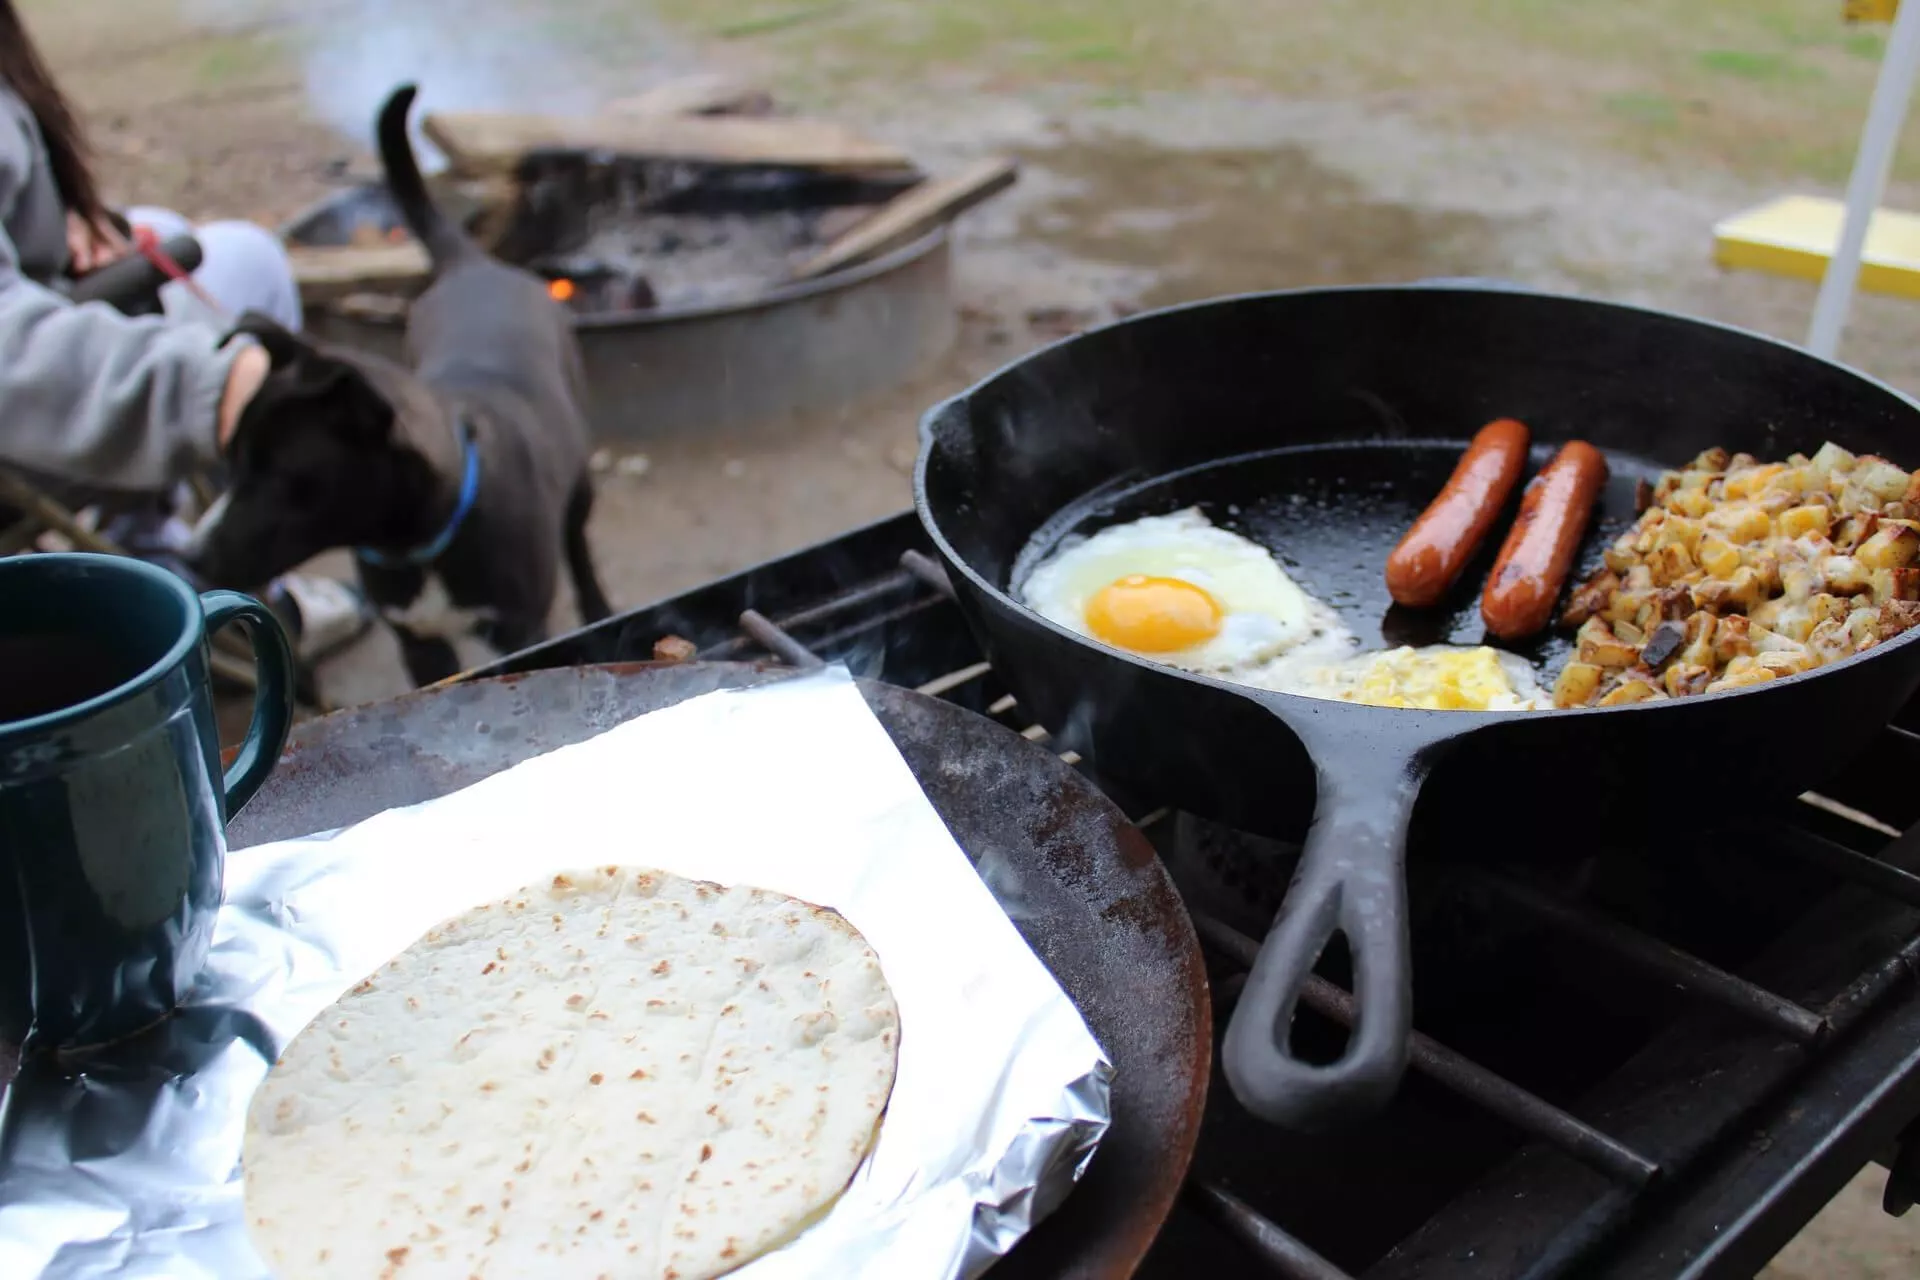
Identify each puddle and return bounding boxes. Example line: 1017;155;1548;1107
1015;134;1512;308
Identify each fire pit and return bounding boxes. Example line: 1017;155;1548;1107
282;155;958;441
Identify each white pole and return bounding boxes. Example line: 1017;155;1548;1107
1808;0;1920;359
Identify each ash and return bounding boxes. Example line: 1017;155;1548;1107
574;207;821;309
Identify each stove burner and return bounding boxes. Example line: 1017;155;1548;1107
465;512;1920;1280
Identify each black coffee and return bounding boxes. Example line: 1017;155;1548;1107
0;632;149;723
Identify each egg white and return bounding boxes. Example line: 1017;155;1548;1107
1019;508;1329;673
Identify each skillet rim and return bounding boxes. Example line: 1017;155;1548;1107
911;282;1920;725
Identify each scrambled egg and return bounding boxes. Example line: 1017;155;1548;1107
1328;645;1546;711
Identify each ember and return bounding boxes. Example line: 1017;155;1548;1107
547;277;574;303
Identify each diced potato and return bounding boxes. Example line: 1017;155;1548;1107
1770;606;1815;644
1724;463;1785;499
1655;514;1702;555
1779;558;1819;603
1879;599;1920;640
1553;661;1603;709
1613;618;1645;645
1624;564;1655;592
1663;662;1711;697
1697;533;1740;579
1757;649;1817;677
1559;571;1618;628
1727;452;1758;472
1822;555;1871;595
1873;567;1920;604
1706;665;1777;693
1712;614;1754;662
1603;545;1637;575
1831;513;1876;551
1776;504;1831;540
1808;618;1852;662
1857;522;1920;571
1810;593;1851;628
1846;606;1883;648
1668;486;1714;519
1605;589;1649;625
1648;543;1697;588
1704;502;1770;543
1576;617;1640;669
1597;679;1662;706
1693;447;1733;473
1810;441;1856;477
1855;456;1912;503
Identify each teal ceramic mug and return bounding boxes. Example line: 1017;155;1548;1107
0;553;294;1051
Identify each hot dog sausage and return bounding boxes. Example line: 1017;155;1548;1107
1480;440;1610;641
1385;418;1533;607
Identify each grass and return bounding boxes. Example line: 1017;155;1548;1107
642;0;1919;186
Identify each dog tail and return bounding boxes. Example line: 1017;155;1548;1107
376;83;471;269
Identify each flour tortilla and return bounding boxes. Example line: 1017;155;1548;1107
243;865;900;1279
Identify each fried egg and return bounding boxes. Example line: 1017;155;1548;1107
1019;508;1328;672
1294;645;1548;712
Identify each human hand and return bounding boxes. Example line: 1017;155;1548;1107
218;343;271;449
64;211;133;275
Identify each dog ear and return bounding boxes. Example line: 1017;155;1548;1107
228;346;396;454
222;310;308;367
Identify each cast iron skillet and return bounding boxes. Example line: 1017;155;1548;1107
914;283;1920;1132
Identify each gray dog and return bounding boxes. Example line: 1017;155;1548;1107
192;83;610;685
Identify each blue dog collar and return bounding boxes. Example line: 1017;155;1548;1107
357;423;481;569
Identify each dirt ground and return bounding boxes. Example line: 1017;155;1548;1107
21;0;1920;1271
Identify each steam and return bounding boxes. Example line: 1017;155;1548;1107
182;0;693;167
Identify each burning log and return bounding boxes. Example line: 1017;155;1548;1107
421;111;915;180
792;156;1018;280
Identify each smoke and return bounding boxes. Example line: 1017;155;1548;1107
182;0;693;167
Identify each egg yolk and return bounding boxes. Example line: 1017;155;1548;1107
1084;575;1223;653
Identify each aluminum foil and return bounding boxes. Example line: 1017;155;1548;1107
0;667;1113;1278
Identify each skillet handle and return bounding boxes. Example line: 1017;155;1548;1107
1221;741;1430;1130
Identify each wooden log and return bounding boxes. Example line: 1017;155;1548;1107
603;73;773;119
422;110;914;178
792;156;1017;280
290;242;431;304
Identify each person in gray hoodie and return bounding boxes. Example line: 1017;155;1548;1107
0;0;368;659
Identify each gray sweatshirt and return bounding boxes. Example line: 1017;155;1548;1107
0;86;240;493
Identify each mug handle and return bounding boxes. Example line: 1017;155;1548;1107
199;590;296;818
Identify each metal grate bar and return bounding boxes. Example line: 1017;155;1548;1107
1762;824;1920;910
1469;872;1829;1045
915;660;993;698
738;609;824;667
900;548;955;597
1188;910;1661;1188
1799;790;1905;840
1820;929;1920;1030
1184;1180;1355;1280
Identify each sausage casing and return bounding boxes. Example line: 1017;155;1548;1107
1385;418;1533;608
1480;440;1610;641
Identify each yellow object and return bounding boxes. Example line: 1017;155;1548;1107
1845;0;1899;23
1712;194;1920;300
1345;646;1527;712
1084;574;1222;653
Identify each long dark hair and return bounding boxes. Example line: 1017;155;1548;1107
0;0;108;227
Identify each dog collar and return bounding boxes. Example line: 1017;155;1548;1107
357;423;481;569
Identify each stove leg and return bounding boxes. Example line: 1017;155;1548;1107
1881;1120;1920;1217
